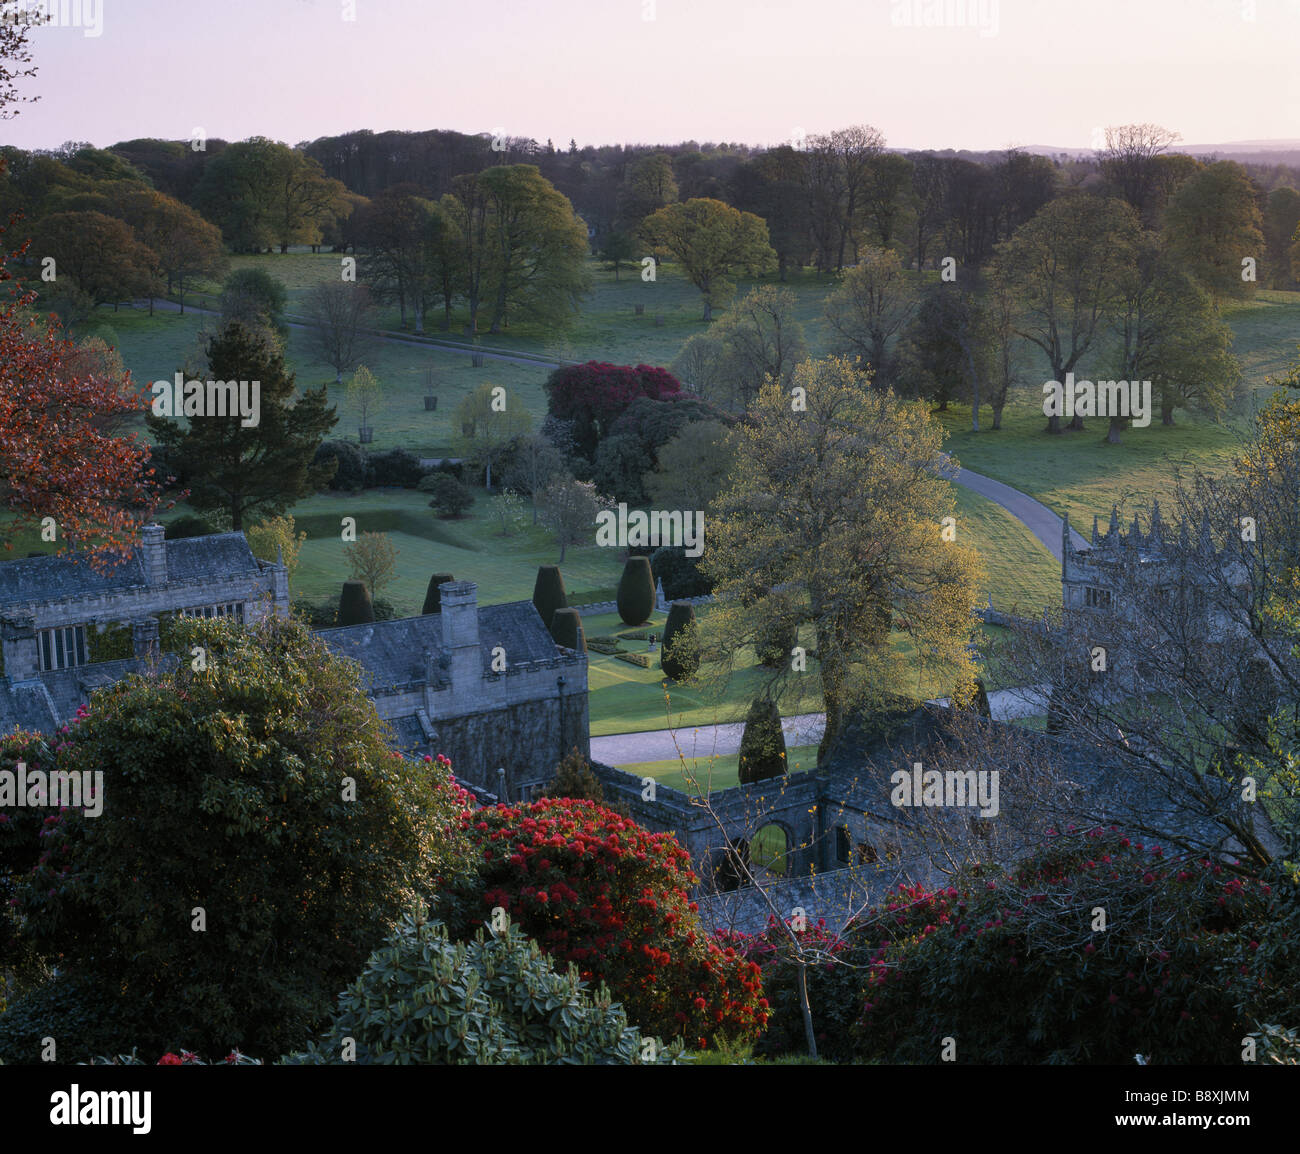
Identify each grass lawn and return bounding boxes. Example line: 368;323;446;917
949;484;1060;615
255;489;626;615
609;745;820;794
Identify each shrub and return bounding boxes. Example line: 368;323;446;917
660;602;699;681
292;598;336;629
163;514;215;540
650;545;714;600
85;1049;263;1066
9;616;472;1059
592;433;652;506
544;747;603;802
532;565;568;632
422;572;456;615
738;698;787;783
366;447;423;488
285;913;674;1065
314;440;366;491
336;579;374;626
0;973;165;1066
853;831;1293;1065
544;361;683;459
436;797;768;1049
428;473;474;518
0;734;59;1001
550;607;586;654
616;556;655;626
726;918;863;1062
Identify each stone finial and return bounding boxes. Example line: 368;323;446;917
1091;513;1099;546
1108;505;1120;540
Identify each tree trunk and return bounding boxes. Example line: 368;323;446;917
992;405;1004;431
1045;414;1062;434
1067;415;1086;432
1106;415;1124;444
795;958;818;1060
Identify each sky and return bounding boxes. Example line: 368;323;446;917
2;0;1298;154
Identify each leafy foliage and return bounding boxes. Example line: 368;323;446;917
435;798;768;1048
7;615;471;1059
616;556;655;626
738;697;787;783
852;830;1296;1064
286;913;673;1065
427;473;474;518
660;602;699;682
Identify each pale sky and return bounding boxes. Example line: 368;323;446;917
3;0;1298;154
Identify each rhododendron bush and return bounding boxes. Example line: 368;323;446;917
0;615;471;1063
436;797;768;1048
850;828;1297;1064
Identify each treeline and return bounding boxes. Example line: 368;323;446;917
3;122;1300;347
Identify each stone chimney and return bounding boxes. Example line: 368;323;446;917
439;581;480;691
142;523;167;587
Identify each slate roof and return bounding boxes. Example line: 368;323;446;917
163;534;264;582
0;656;174;739
317;602;561;692
0;533;263;608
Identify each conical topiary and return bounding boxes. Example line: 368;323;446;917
660;602;699;681
422;572;455;615
616;556;655;626
550;607;586;654
737;697;787;784
337;579;375;626
532;565;568;631
971;677;992;717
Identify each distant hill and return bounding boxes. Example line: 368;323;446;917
1016;140;1300;164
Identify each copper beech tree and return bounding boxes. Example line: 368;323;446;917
0;14;165;564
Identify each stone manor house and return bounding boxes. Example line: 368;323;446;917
0;524;588;796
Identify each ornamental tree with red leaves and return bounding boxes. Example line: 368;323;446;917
544;361;682;460
850;828;1297;1065
0;183;165;565
436;796;768;1048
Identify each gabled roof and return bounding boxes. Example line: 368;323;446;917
317;601;561;692
0;533;264;609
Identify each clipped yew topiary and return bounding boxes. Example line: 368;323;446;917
337;579;375;626
421;572;455;616
738;697;787;784
532;565;568;631
660;602;699;681
616;556;655;626
551;607;586;654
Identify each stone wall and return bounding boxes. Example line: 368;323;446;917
436;693;590;796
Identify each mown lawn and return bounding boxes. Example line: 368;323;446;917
609;745;821;793
253;489;626;615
